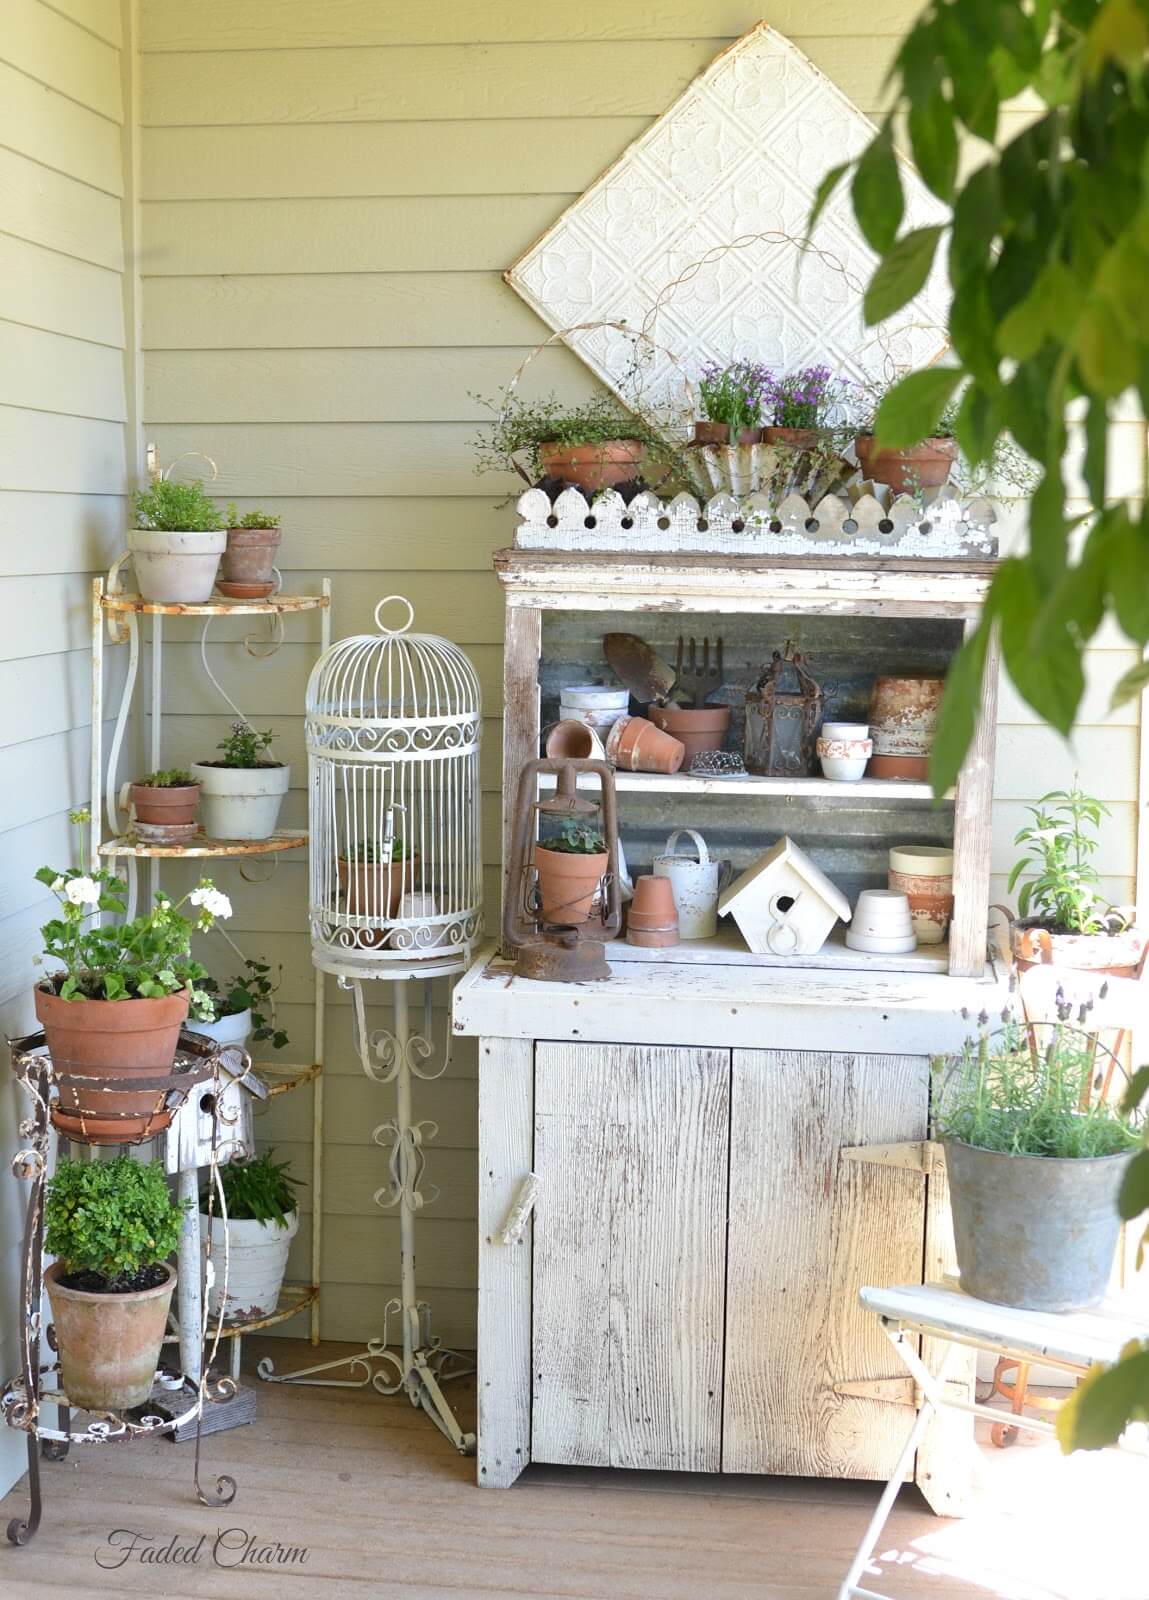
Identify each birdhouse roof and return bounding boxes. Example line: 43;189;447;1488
718;836;852;922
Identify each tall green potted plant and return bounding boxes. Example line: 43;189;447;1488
128;479;226;605
192;721;290;842
201;1151;301;1325
933;1017;1139;1311
44;1156;184;1410
35;809;232;1142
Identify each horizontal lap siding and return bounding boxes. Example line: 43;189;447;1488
139;0;1145;1352
0;0;131;1500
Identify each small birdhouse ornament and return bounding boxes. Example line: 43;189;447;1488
718;836;851;956
744;646;822;776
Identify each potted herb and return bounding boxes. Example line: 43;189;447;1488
201;1150;301;1325
193;958;289;1051
44;1155;184;1410
852;384;957;493
694;360;769;445
933;1018;1139;1310
34;809;231;1142
534;818;608;927
473;391;660;495
338;834;420;924
191;721;290;841
1005;785;1143;976
219;504;282;600
129;767;199;830
761;364;849;451
128;478;226;604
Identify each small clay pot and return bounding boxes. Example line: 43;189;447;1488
627;875;679;948
337;854;420;923
221;524;281;587
544;720;605;761
646;703;731;761
869;676;944;781
692;421;730;447
763;426;820;450
889;845;954;945
130;781;199;828
606;714;685;775
538;440;645;493
533;844;608;927
855;435;957;494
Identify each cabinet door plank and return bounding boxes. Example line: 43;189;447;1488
532;1042;728;1471
724;1049;929;1479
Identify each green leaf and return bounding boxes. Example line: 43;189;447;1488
1105;508;1149;643
997;260;1080;361
863;226;945;326
949;164;1001;286
995;556;1084;735
1027;459;1069;591
1122;1065;1149;1114
1082;395;1109;509
872;367;963;452
1076;298;1141;397
808;160;851;234
1118;1149;1149;1221
851;127;904;255
1057;1341;1149;1452
1082;0;1149;81
908;91;958;201
952;384;997;465
1110;658;1149;711
928;612;993;796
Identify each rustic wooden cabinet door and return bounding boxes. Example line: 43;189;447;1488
531;1042;729;1471
723;1049;930;1478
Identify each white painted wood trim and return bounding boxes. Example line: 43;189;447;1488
476;1035;534;1488
915;1157;976;1515
538;770;951;803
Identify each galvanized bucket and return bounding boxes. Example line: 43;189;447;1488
943;1138;1135;1311
653;829;719;939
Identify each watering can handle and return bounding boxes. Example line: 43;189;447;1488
663;828;709;866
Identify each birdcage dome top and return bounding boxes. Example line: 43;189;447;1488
306;595;481;735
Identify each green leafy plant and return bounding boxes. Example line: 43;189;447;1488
215;721;277;768
210;1150;301;1229
933;1019;1138;1160
225;503;281;530
541;819;606;855
45;1156;184;1288
812;1;1149;794
135;767;194;788
471;390;682;488
196;958;289;1049
36;808;230;1005
341;834;408;864
698;360;770;433
132;479;223;533
1007;785;1119;934
761;364;850;430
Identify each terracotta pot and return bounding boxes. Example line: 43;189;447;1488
693;421;730;446
534;844;608;927
45;1260;176;1410
216;580;276;600
646;703;731;761
338;854;420;920
221;525;281;587
763;426;820;450
869;676;944;781
538;440;645;492
855;435;957;494
889;845;954;945
606;714;685;774
627;875;679;948
1008;919;1146;978
130;782;199;828
544;720;605;761
35;985;189;1144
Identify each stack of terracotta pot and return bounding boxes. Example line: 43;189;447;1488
868;677;944;780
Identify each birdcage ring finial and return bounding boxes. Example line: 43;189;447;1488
374;595;416;635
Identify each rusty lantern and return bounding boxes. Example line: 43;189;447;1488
744;646;823;776
502;758;622;982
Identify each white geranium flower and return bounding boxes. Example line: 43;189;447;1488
190;885;232;920
50;876;64;892
64;876;100;908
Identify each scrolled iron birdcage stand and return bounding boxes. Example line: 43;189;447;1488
2;1031;240;1545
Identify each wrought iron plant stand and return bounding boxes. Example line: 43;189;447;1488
2;1030;239;1545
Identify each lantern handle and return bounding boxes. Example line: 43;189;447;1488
374;594;415;635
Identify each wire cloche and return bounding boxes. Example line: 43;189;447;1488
306;595;482;978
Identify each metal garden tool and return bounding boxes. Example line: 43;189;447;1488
602;632;677;706
675;635;724;706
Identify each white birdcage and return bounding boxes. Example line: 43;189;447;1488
306;595;482;978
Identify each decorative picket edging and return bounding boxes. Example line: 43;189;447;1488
515;484;999;560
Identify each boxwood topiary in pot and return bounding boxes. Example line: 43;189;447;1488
128;478;226;604
43;1156;184;1410
933;1017;1139;1311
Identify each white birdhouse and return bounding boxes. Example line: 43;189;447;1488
718;836;852;956
164;1050;268;1175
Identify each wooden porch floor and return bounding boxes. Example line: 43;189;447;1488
0;1338;1144;1600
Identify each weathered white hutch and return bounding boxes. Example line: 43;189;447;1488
454;491;1005;1509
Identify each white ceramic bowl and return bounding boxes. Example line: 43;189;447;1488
822;721;869;740
817;735;873;783
852;888;914;937
846;926;918;955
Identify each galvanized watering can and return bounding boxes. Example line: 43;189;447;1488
653;829;719;940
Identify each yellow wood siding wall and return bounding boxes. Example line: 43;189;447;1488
0;0;134;1493
137;0;1145;1347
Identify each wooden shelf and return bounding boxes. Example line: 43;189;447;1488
101;592;328;617
538;771;951;803
100;829;308;859
608;921;952;974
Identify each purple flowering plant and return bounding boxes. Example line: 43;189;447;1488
698;360;771;434
761;365;848;430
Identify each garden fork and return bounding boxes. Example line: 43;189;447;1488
674;636;724;706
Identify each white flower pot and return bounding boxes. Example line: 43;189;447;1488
128;528;227;604
189;1007;252;1048
191;762;290;841
202;1209;298;1324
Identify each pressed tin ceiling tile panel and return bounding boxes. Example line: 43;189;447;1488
506;23;950;417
